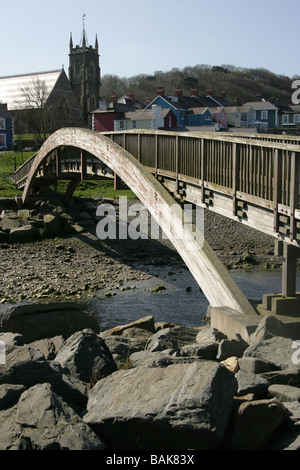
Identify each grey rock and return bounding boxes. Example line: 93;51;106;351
0;217;21;232
195;327;227;344
121;327;153;347
29;336;64;360
243;336;298;370
0;301;100;342
103;315;155;336
180;342;219;360
0;384;26;410
84;361;237;450
260;369;300;387
235;370;270;398
145;326;199;352
230;398;289;450
0;344;87;413
250;315;291;343
10;225;37;243
0;332;24;347
264;401;300;450
129;350;195;369
55;329;117;384
217;338;248;361
0;383;105;450
101;334;144;363
268;384;300;402
43;213;61;237
238;357;278;374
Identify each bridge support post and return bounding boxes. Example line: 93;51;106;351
282;242;298;298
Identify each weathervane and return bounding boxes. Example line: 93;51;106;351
81;13;88;47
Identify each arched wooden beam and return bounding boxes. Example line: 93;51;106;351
22;127;256;315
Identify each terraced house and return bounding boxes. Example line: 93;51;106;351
0;103;13;150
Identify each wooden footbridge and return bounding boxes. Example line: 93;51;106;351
12;128;300;331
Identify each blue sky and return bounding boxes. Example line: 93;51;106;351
1;0;299;79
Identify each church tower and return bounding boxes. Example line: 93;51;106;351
68;15;101;126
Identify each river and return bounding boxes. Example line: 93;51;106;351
88;266;300;331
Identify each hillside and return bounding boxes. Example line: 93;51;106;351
100;64;298;105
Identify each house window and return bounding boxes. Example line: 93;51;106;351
282;115;289;125
294;114;300;123
0;134;6;146
0;118;5;130
132;121;137;129
205;114;210;120
119;121;124;129
261;111;268;120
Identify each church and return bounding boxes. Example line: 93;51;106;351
0;22;101;136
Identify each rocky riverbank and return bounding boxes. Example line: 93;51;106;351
0;195;284;305
0;303;299;450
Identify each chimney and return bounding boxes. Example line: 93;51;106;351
174;88;183;97
110;93;117;103
144;97;151;106
129;91;135;100
156;87;165;96
220;90;227;98
206;88;213;96
190;88;198;96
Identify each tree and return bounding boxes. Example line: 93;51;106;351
16;78;53;142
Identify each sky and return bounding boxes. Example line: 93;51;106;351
0;0;299;79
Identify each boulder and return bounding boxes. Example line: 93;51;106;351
235;370;270;399
250;315;291;343
84;361;237;450
0;383;105;450
29;336;64;360
101;335;144;363
0;302;100;342
0;344;87;413
259;369;300;387
9;225;37;243
230;398;289;450
243;336;299;371
0;384;26;411
217;338;248;361
268;384;300;402
55;329;117;384
121;327;153;347
129;350;196;369
102;315;155;336
43;213;61;237
238;356;278;374
196;327;227;344
264;401;300;450
180;342;219;360
0;217;21;232
145;326;199;352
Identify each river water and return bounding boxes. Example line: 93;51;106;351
88;266;300;331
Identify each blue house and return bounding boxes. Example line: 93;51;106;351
243;101;279;131
0;103;13;150
145;88;217;128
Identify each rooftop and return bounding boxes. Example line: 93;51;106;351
0;70;63;110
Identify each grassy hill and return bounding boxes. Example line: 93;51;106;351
101;64;297;105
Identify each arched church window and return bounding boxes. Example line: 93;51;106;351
59;97;71;122
88;60;95;75
75;61;81;75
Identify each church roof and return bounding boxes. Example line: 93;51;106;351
0;70;63;110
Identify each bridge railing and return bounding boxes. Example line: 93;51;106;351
104;129;300;215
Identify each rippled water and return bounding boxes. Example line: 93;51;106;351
88;266;300;331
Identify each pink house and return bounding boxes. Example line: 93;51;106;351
209;107;227;127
